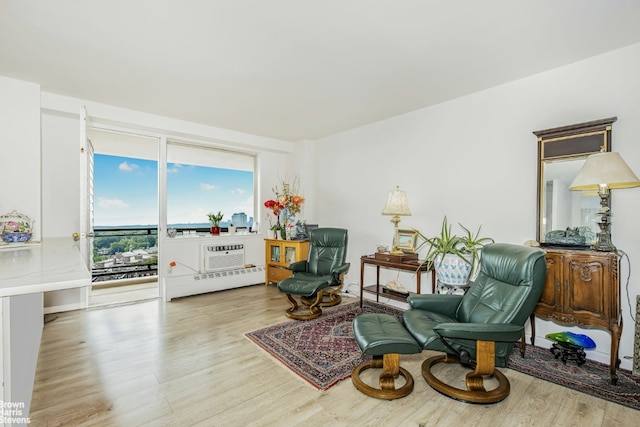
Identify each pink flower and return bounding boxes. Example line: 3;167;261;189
3;221;19;232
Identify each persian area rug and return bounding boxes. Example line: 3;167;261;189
508;344;640;411
245;300;402;391
246;300;640;408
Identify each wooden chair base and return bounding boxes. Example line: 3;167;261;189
301;286;342;307
284;292;323;320
422;341;510;404
352;353;414;400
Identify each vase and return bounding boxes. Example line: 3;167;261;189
280;227;287;240
434;253;472;286
211;226;221;236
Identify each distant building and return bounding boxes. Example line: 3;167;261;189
231;212;247;227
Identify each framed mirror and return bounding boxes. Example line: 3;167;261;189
535;117;617;247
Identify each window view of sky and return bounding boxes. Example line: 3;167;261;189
94;154;254;227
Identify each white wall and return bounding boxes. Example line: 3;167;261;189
314;42;640;370
0;76;41;241
41;112;83;241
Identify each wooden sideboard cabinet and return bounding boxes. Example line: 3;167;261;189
264;239;309;285
530;249;621;384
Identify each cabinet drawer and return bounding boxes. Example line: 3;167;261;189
268;267;292;283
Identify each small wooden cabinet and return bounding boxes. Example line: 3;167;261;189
530;249;621;384
264;239;309;285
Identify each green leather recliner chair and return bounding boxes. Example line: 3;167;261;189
277;228;350;320
403;243;547;403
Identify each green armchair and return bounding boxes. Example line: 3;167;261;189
277;228;350;320
403;243;546;403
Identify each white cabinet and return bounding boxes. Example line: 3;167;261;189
0;239;90;420
161;234;266;301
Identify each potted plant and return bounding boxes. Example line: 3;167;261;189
208;211;224;235
415;217;494;286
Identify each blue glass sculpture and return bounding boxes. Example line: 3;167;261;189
545;331;596;349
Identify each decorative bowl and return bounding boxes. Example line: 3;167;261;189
1;232;33;243
0;210;33;234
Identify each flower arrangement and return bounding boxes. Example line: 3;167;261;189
264;177;305;238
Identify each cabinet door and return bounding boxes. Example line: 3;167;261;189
269;243;282;264
536;253;562;314
565;255;610;322
284;245;297;265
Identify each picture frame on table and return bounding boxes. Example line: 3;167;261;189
394;229;417;253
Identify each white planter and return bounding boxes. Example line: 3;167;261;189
434;253;472;286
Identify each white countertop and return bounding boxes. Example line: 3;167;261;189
0;237;91;297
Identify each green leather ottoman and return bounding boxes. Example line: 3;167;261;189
277;278;329;320
352;313;421;400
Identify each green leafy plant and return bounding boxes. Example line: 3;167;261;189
207;211;224;227
458;222;495;269
415;216;494;273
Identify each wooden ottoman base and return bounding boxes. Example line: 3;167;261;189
422;343;510;404
352;313;421;400
352;353;414;400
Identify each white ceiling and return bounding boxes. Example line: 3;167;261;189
2;1;640;142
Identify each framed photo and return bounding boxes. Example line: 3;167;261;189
394;229;417;253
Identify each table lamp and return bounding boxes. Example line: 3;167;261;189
569;151;640;251
382;186;411;255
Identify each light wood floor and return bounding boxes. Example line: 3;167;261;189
31;285;637;427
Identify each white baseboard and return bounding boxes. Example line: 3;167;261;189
44;302;85;314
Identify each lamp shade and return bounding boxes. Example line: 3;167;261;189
570;152;640;191
382;186;411;216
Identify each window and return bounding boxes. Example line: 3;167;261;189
166;142;255;229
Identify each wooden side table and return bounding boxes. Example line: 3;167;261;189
360;254;434;308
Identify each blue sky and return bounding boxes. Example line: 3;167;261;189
94;154;254;226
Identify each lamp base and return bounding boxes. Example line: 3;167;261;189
591;232;616;252
591;209;616;252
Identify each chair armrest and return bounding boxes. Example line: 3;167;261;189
288;261;308;272
407;294;462;318
332;263;350;275
433;323;523;343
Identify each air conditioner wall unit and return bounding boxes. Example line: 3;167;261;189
201;243;245;272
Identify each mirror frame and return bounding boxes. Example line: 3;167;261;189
534;117;617;246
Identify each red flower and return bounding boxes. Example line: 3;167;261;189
264;199;283;215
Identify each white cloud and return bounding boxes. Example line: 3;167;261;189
200;183;218;191
167;163;182;173
98;197;129;208
231;187;245;195
119;161;139;172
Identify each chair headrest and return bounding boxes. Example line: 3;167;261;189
478;243;545;286
309;228;348;247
